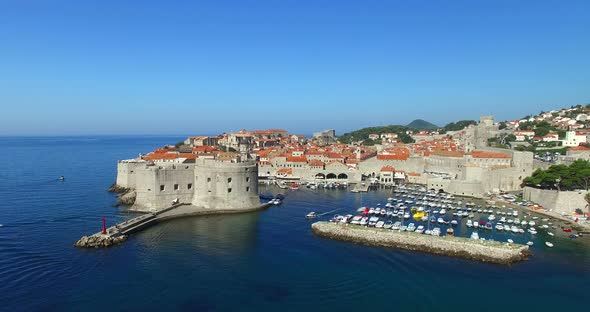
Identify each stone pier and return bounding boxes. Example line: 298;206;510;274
311;222;531;265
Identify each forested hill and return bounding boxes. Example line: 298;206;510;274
406;119;439;130
338;125;414;144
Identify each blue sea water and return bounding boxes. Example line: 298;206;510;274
0;136;588;311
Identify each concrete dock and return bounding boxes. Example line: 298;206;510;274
311;222;531;265
75;202;272;248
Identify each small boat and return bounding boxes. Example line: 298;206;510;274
403;213;411;219
437;217;444;224
407;223;416;232
384;221;393;229
446;228;454;236
466;219;473;228
545;242;554;248
415;225;425;234
58;176;65;181
507;239;514;244
470;232;479;240
289;183;300;190
305;212;317;219
375;221;385;228
450;219;458;226
569;234;578;239
526;241;534;246
392;221;402;230
484;222;493;230
563;228;572;233
360;217;368;226
548;232;554;236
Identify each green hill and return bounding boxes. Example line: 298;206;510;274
338;125;414;145
406;119;439;130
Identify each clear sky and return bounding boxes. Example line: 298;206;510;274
1;0;589;136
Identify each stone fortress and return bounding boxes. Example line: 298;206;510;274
115;146;261;213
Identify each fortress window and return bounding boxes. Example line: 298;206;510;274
246;177;250;182
174;184;179;191
246;186;250;192
228;178;232;183
160;185;165;192
188;183;193;190
228;188;232;193
207;177;211;182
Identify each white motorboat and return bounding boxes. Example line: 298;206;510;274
470;232;479;240
375;221;385;228
305;212;317;219
528;221;535;226
466;219;473;227
392;221;401;230
407;223;416;232
548;232;554;236
488;215;496;221
415;225;425;234
403;213;411;219
526;241;534;246
545;242;554;248
507;239;514;244
360;217;368;226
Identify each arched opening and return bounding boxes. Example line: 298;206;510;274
315;173;326;179
326;173;337;180
337;173;348;179
438;189;445;193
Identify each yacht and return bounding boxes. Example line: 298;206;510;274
415;225;425;234
545;242;554;248
305;212;317;219
470;232;479;240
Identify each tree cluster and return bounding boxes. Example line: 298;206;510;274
523;160;590;191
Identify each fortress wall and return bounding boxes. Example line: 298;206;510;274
357;157;426;177
523;187;588;214
192;159;260;210
116;161;147;189
132;164;195;211
425;155;464;177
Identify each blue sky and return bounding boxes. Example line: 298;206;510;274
1;0;589;135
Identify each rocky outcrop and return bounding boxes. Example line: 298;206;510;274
312;222;531;265
108;183;130;194
119;190;136;205
109;183;136;206
75;234;127;248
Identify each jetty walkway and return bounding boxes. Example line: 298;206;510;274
75;202;272;248
311;222;531;265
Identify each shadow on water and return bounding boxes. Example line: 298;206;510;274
134;211;262;257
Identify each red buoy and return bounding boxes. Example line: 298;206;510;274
102;217;107;234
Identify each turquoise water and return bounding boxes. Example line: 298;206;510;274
0;136;588;311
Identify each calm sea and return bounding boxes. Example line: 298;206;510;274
0;136;588;311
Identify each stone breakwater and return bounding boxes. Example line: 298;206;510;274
311;222;531;265
75;234;127;248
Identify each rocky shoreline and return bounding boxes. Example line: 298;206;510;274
109;183;136;206
311;222;531;265
75;234;127;248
